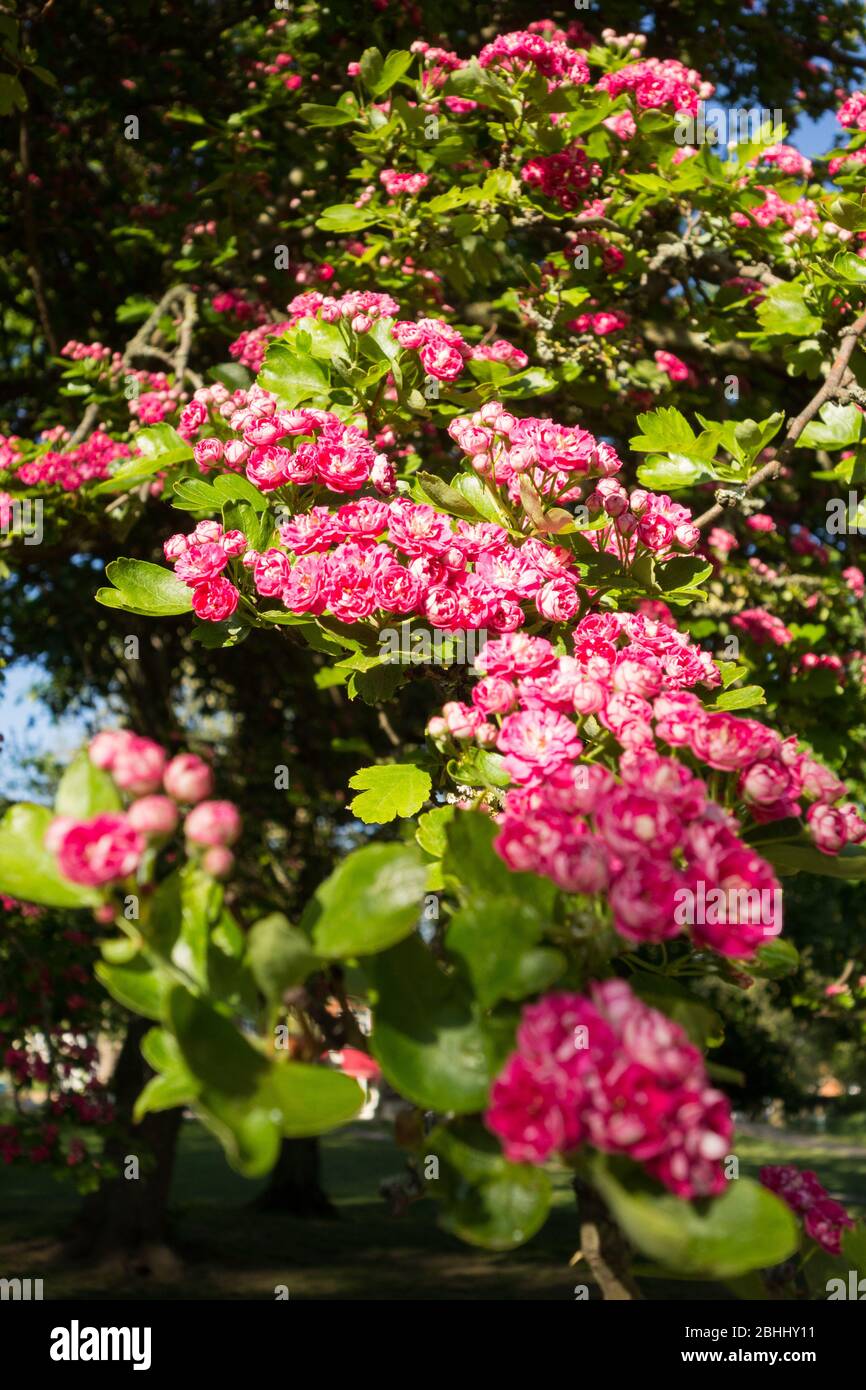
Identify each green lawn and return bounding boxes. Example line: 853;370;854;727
1;1120;863;1300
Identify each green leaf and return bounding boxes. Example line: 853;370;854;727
315;203;382;233
443;811;556;912
452;472;511;526
134;1028;195;1119
359;46;383;90
171;478;217;511
658;557;713;593
798;400;863;450
415;805;455;859
759;835;866;880
189;1091;280;1178
168;985;268;1095
368;50;414;96
247;913;321;1001
134;1068;195;1119
750;937;800;979
833;250;866;284
416;471;481;520
733;413;784;464
55;751;122;818
97;559;193;616
257;346;329;408
425;1118;552;1250
369;936;508;1112
446;745;510;790
590;1158;799;1278
265;1062;363;1138
842;1225;866;1279
713;685;767;711
0;803;100;908
756;282;822;337
209;362;252;392
212;473;270;511
299;103;358;127
167;989;361;1170
301;842;428;957
636;455;714;490
629;407;699;455
348;763;432;824
95;957;168;1021
446;896;565;1008
93;424;193;492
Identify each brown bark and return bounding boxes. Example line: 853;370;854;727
65;1015;184;1277
253;1138;336;1218
572;1177;643;1301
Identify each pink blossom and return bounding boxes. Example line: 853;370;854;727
184;800;242;847
127;796;179;836
163;754;214;804
56;814;145;886
191;577;239;622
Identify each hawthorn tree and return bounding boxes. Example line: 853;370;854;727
3;6;866;1297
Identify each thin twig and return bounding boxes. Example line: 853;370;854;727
695;310;866;529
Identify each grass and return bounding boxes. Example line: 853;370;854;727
1;1120;864;1300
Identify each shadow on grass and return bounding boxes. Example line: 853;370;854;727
4;1121;856;1300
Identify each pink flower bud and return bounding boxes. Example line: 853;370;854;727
184;800;242;847
202;846;235;879
127;795;179;836
164;753;214;804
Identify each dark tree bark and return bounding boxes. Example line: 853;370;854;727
65;1015;184;1278
253;1138;336;1218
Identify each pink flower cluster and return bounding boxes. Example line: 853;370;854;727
380;168;429;197
432;615;866;940
597;57;711;116
732;187;819;239
760;1165;854;1255
478;30;590;86
732;607;793;647
178;383;395;496
486;980;732;1199
391;317;527;382
447;402;622;506
654;350;697;386
246;498;585;632
164;518;245;622
568;309;630;337
45;732;239;888
828;147;866;177
212;289;268;324
521;145;601;210
837;90;866;131
12;431;133;492
431;626;755;959
229;319;293;373
749;144;813;179
584;477;702;557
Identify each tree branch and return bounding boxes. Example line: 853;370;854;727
695;310;866;529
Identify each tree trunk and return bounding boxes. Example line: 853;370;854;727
65;1015;184;1279
572;1177;642;1300
253;1138;336;1217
